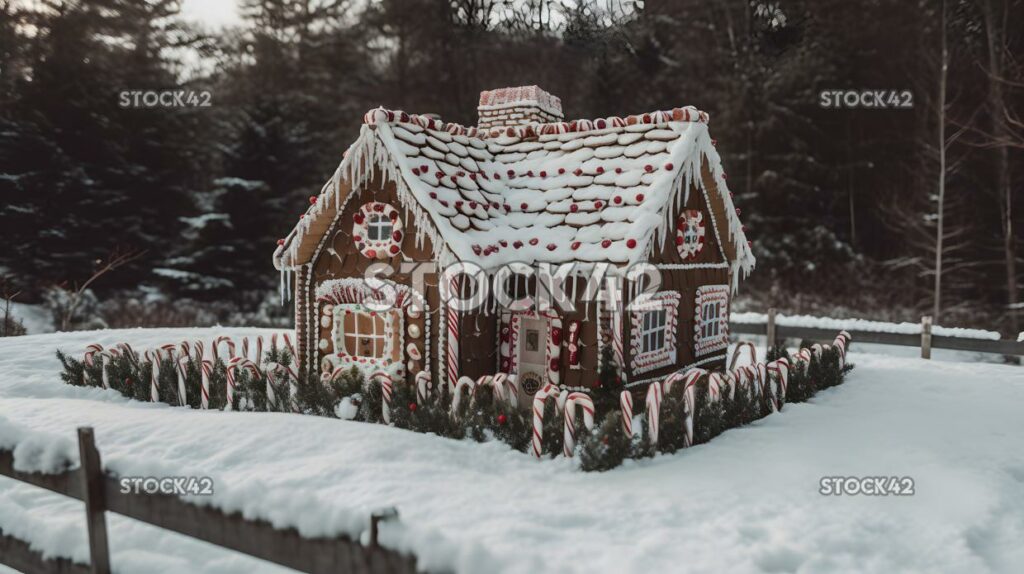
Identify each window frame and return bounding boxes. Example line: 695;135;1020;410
629;291;681;375
694;285;729;357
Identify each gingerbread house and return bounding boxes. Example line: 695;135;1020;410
272;85;754;401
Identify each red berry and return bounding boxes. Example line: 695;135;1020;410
676;236;684;245
540;171;547;178
636;193;645;202
596;166;604;174
521;202;528;210
366;249;377;258
615;167;622;174
644;164;653;172
429;191;437;199
507;169;515;177
309;195;318;204
389;245;400;254
571;241;581;250
497;414;508;425
626;239;637;248
495;173;501;180
299;214;305;219
421;164;428;172
573;168;583;176
665;162;674;170
601;239;612;248
594;200;603;209
558;168;565;175
499;240;508;247
436;171;443;178
276;239;284;245
392;230;403;241
529;238;539;246
513;240;523;249
547;243;556;251
613;196;622;204
469;201;478;209
409;402;417;411
570;204;579;213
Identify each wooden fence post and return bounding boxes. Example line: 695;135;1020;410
77;427;111;574
369;507;399;548
766;307;777;351
921;316;933;360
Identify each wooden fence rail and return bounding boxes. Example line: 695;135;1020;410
733;308;1024;358
0;428;421;574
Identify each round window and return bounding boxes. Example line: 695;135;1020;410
675;209;706;260
353;202;403;259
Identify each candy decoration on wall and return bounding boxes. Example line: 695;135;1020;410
531;382;558;458
619;390;634;438
406;343;422;361
562;392;595;457
352;202;404;260
645;381;663;445
675;209;706;260
446;277;460;393
566;320;581;369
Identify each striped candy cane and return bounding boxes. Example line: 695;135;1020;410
175;355;189;406
562;392;595;457
270;362;299;413
283;333;295;357
213;336;236;364
415;371;432;404
768;357;790;402
472;375;503;406
241;337;249;362
493;372;517;408
645;381;663;445
116;343;139;367
228;357;263;411
620;390;634;438
674;370;705;447
83;343;103;386
144;349;161;402
531;383;557;458
200;359;213;409
370;371;393;423
252;335;264;365
446;277;460;394
450;376;476;418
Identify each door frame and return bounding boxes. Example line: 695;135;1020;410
500;309;562;389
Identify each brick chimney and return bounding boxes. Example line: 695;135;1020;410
477;86;563;129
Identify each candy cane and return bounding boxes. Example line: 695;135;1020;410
450;376;476;418
116;343;139;367
228;357;263;410
729;341;758;371
241;337;249;362
493;372;517;408
213;336;236;363
175;355;189;406
645;381;663;445
83;343;103;386
252;335;264;365
446;277;460;393
281;332;296;359
472;375;503;406
675;370;704;447
97;350;112;389
619;390;634;438
144;349;160;402
200;359;213;409
225;356;243;410
562;392;595;457
415;371;431;404
370;371;393;423
771;357;790;401
531;383;557;458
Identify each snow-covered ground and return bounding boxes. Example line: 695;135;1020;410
1;328;1023;573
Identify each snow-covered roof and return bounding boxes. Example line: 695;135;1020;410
273;103;755;284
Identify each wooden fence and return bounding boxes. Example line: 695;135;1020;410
733;308;1024;358
0;428;421;574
